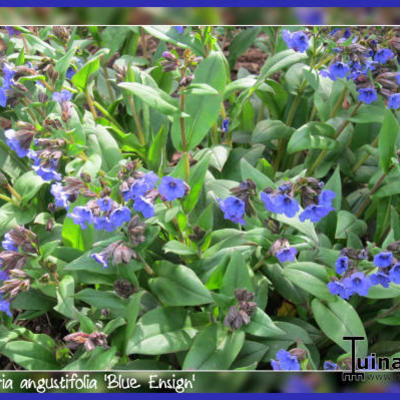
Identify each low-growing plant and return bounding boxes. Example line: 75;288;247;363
0;25;399;371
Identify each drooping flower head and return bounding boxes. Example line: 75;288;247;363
67;206;94;230
329;62;350;80
389;263;400;284
273;194;300;218
373;251;393;268
282;30;309;53
342;272;371;296
370;271;391;288
2;233;18;252
276;247;297;263
51;183;70;209
4;129;35;158
159;176;187;201
327;280;352;300
53;90;73;104
388;94;400;110
335;256;349;274
133;196;155;219
218;196;246;225
374;48;394;64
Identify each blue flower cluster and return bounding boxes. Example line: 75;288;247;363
271;349;300;371
218;196;246;225
66;58;83;80
0;64;15;107
328;249;400;300
282;30;309;53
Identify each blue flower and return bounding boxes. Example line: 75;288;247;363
2;233;17;252
260;192;279;213
396;73;400;86
370;271;391;288
0;88;7;107
358;88;378;104
5;129;31;158
282;30;309;53
2;64;15;90
173;26;184;34
0;270;9;281
327;280;352;300
91;252;108;269
67;206;94;229
109;207;131;227
276;247;297;263
374;48;394;64
389;263;400;284
299;204;333;223
51;183;70;209
388;94;400;110
133;196;155;218
0;295;11;317
294;8;324;25
323;361;338;370
218;196;245;225
221;119;230;133
5;26;20;36
53;90;73;104
335;256;349;274
329;62;349;80
66;58;83;80
33;164;62;181
342;272;371;296
271;349;300;371
159;176;186;201
319;190;336;206
97;197;114;212
93;216;115;232
373;251;393;268
126;172;158;200
273;194;300;218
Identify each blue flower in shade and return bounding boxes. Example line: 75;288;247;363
66;58;83;80
50;183;70;209
133;196;155;218
335;256;349;274
2;233;17;252
221;119;230;133
327;280;352;300
5;129;30;158
126;172;159;200
343;28;351;39
370;271;391;288
374;48;394;64
218;196;245;225
273;194;300;218
67;206;94;229
5;26;20;36
388;94;400;110
389;263;400;284
52;90;73;104
329;62;350;80
33;164;62;181
276;247;297;263
109;206;131;227
159;176;186;201
282;30;309;53
0;295;11;317
342;272;371;296
358;88;378;104
373;251;393;268
0;270;9;281
278;183;292;192
330;28;341;36
324;361;338;370
0;88;6;107
173;26;184;34
97;197;114;212
91;252;108;269
396;73;400;86
93;216;115;232
260;192;279;213
271;349;300;371
3;65;15;90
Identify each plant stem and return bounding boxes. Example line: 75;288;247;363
101;56;115;102
355;170;388;218
7;184;22;202
307;102;362;176
179;66;190;181
128;97;145;146
351;135;379;174
85;87;97;120
137;253;154;275
93;101;124;131
0;193;19;207
253;252;270;272
329;87;347;119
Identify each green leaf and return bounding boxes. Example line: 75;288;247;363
243;308;284;338
284;268;335;301
14;171;45;204
378;108;399;173
183;324;245;370
287;122;337;154
252;120;294;144
149;261;213;306
126;307;196;355
1;340;59;370
275;211;319;244
228;27;261;67
221;252;253;297
258;49;308;82
232;340;269;369
54;275;78;319
75;289;128;315
335;211;367;240
118;82;179;115
311;298;368;357
240;158;274;190
124;291;143;355
62;208;94;251
92;125;122;171
63;346;118;370
72;56;101;90
183;154;210;213
163;240;197;256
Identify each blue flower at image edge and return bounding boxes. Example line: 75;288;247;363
271;349;300;371
388;94;400;110
282;30;309;53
